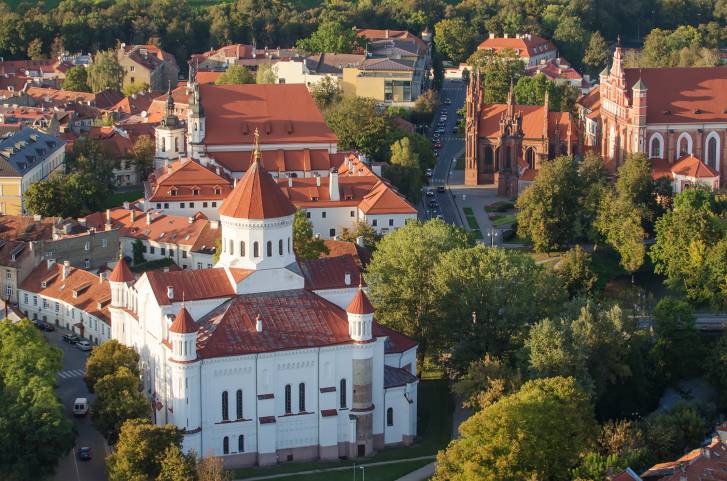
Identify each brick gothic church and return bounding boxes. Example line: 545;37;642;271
599;41;727;182
464;70;579;196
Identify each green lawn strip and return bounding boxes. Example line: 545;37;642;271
490;214;516;227
484;201;514;213
470;229;483;240
102;190;143;210
267;459;433;481
233;379;452;479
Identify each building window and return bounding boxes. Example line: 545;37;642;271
221;391;229;421
350;210;355;217
149;246;155;254
649;134;664;159
706;133;719;170
240;241;245;257
387;407;394;426
278;239;283;256
174;137;179;153
160;248;166;256
24;293;28;304
229;239;233;255
266;241;272;257
203;202;208;208
525;147;535;169
189;202;194;208
192;188;200;196
156;203;162;209
677;133;693;157
306;211;311;219
372;219;377;227
322;211;327;218
284;384;292;414
214;188;221;195
236;389;243;420
288;237;291;253
84;259;90;269
388;219;394;227
211;202;217;208
223;436;229;455
164;203;169;209
182;251;187;258
161;138;166;153
253;242;259;258
238;435;244;453
340;379;347;409
169;249;174;257
298;383;306;412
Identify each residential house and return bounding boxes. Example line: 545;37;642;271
117;44;179;92
477;33;557;67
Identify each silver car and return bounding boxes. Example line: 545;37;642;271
76;340;92;351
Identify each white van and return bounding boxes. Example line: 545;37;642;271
73;397;88;416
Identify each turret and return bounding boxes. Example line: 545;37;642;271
610;35;625;88
187;81;205;158
346;287;374;341
154;89;186;168
168;305;197;362
108;258;133;308
632;78;647;126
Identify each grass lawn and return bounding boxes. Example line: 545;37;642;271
490;214;516;227
484;201;514;213
461;207;480;231
232;378;453;479
269;459;433;481
102;190;143;210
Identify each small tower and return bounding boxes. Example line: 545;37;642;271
610;35;625;89
187;80;205;160
632;78;648;126
168;305;197;362
154;88;186;169
464;69;482;186
108;258;133;308
346;286;374;341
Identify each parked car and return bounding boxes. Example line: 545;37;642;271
78;447;91;461
63;333;80;344
453;127;459;133
436;127;445;133
437;185;446;193
444;98;452;105
428;200;439;208
76;340;92;351
434;143;442;149
73;397;89;417
425;168;433;177
37;321;55;332
433;150;439;157
426;190;435;197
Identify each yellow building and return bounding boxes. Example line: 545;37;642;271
0;128;65;215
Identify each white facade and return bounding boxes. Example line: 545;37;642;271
274;60;333;87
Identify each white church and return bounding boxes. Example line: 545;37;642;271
108;135;418;467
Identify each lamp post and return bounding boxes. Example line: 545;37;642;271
360;465;366;481
486;229;499;247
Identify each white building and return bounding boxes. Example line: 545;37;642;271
109;146;418;467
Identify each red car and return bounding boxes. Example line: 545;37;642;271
434;142;442;149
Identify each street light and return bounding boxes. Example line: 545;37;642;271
360;465;366;481
486;229;499;247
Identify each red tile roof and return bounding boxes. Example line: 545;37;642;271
478;34;556;58
218;157;296;219
195;289;353;358
358;181;417;214
528;58;583;82
111;91;161;115
373;322;417;354
145;268;235;305
347;288;374;314
0;215;55;241
108;258;134;283
211;149;342;173
199;83;337;146
300;254;363;290
20;262;112;321
195;71;222;85
478;104;576;141
624;67;727;123
169;306;198;333
355;28;428;51
643;436;725;481
87;126;134;158
147;158;232;202
321;240;371;267
670;154;719;178
578;85;600;111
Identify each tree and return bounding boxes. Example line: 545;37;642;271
0;320;73;480
255;64;277;84
215;65;255;85
411;89;439;123
339;220;379;250
434;18;477;63
293;209;329;260
644;402;707;461
296;21;363;55
196;456;230;481
157;445;196;481
433;245;566;367
649;298;703;383
91;367;149;444
132;239;146;265
84;339;140;392
556;246;597;298
365;220;471;360
106;419;184;481
24;176;65;217
87;49;124;93
467;49;527;104
310;76;340;110
514;74;578;112
434;376;597;481
516;156;582;252
27;38;44;60
122;82;150;97
452;354;522;410
324;96;395;160
131;134;155;181
385;137;424;201
707;330;727;409
553;16;588;69
583;31;610;75
578;153;610;244
62;66;90;92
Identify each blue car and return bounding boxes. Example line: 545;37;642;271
78;447;91;461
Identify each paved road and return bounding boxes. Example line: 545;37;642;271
419;79;466;226
45;327;108;481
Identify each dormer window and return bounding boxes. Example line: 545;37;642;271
214;186;222;195
192;187;200;196
169;187;178;197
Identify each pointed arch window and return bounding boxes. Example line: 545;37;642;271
266;241;272;257
239;241;245;257
386;407;394;426
705;133;720;170
278;239;283;256
236;389;243;420
525;148;535;169
677;133;693;157
223;436;229;454
649;133;664;159
221;391;229;421
340;379;347;409
253;242;259;258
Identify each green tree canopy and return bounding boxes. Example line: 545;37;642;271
84;339;140;392
107;419;184;481
156;445;196;481
644;401;708;461
62;66;90;92
649;298;703;383
434;18;477;63
293;209;329;260
434;376;598;481
87;49;124;93
340;220;379;250
132;134;155;180
215;65;255;85
467;49;526;104
91;366;149;444
384;137;424;201
452;354;522;410
582;31;610;75
295;21;363;55
255;64;277;84
310;76;340;110
324;96;395;160
556;245;597;298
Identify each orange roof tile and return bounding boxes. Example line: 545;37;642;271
478;35;556;58
108;258;134;283
355;28;428;51
169;306;197;333
211;149;338;173
347;288;374;314
358;181;417;214
145;268;235;305
478;103;576;141
218;157;296;219
147;158;232;202
670;154;719;178
300;254;363;290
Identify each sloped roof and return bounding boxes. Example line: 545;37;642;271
670;154;719;178
477;34;556;58
358;181;417;214
211;149;342;173
145;268;235;305
300;254;363;290
478;104;576;142
147;157;232;202
373;322;417;354
384;365;418;388
169;306;198;334
218;158;296;219
108;258;134;283
347;288;374;314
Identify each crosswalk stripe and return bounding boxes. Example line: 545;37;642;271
58;369;84;379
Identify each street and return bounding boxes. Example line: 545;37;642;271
45;327;108;481
419;79;466;226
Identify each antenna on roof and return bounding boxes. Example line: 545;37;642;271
252;127;261;167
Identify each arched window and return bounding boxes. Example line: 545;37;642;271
649;134;663;159
236;389;243;420
706;133;720;170
677;133;693;157
161;137;166;153
278;239;283;255
253;242;259;258
223;436;229;454
299;383;306;412
284;384;292;414
484;145;494;167
174;137;178;153
386;407;394;426
287;237;291;253
228;239;233;255
340;379;347;409
238;435;244;453
525;148;535;170
266;241;272;257
221;391;229;421
194;122;198;132
240;241;245;257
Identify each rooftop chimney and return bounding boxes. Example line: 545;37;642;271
329;168;340;201
47;258;56;269
489;32;495;39
62;260;70;280
316;175;321;187
504;33;509;38
256;314;263;332
146;212;152;225
288;176;293;187
344;272;351;286
188;216;194;224
130;210;136;222
210;220;219;229
167;286;174;299
123;201;130;210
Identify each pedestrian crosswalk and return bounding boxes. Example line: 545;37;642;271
58;368;84;379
